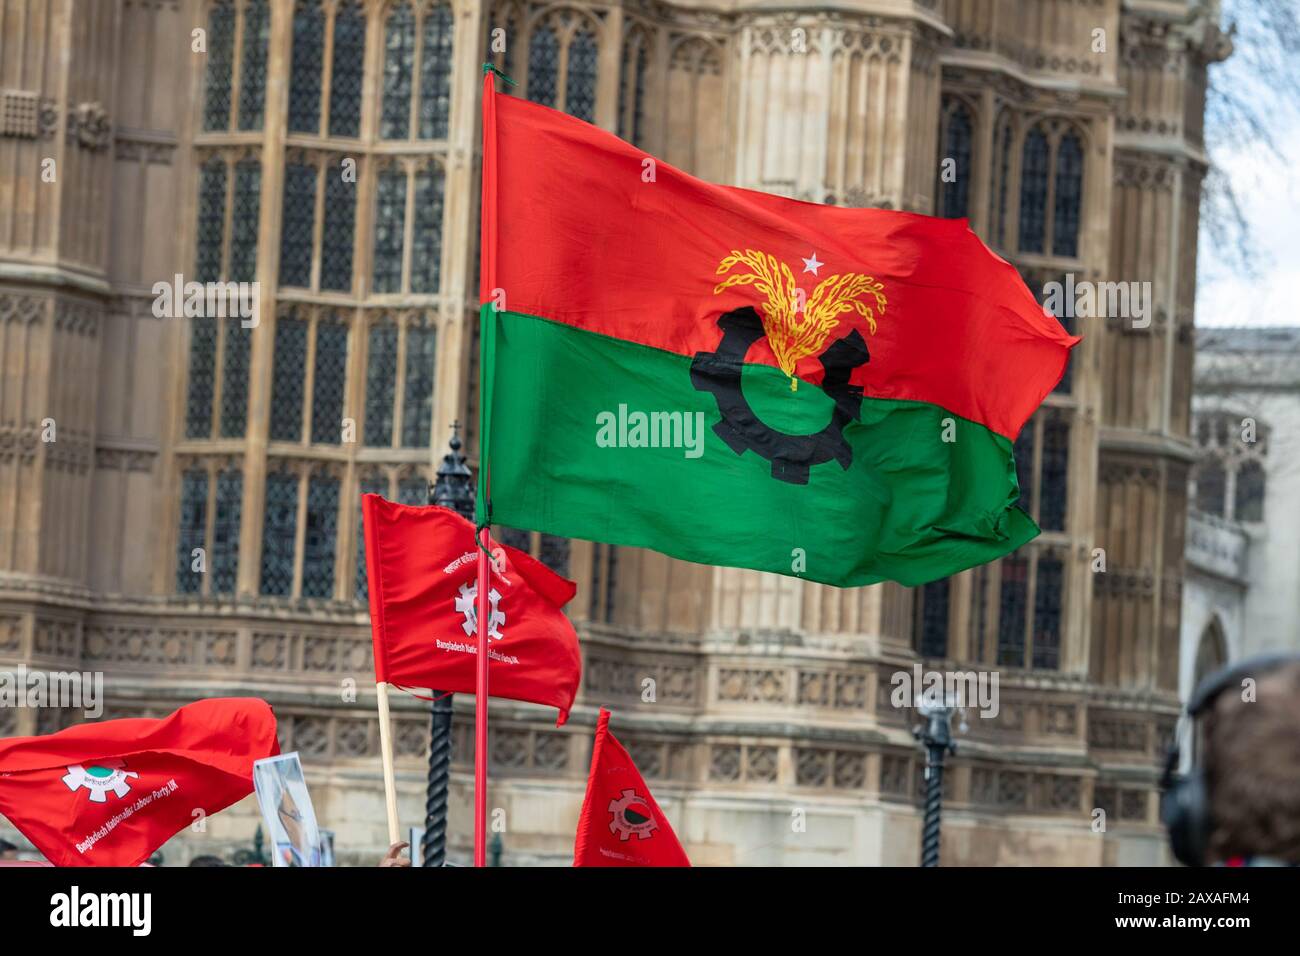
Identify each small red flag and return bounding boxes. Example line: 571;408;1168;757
574;708;690;866
362;496;582;725
0;698;278;867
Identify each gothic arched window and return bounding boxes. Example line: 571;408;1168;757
420;3;454;139
528;27;560;108
997;553;1029;666
302;474;340;598
202;1;236;131
397;474;427;505
937;97;974;219
411;165;445;294
211;468;243;594
329;0;367;137
372;169;408;294
237;0;270;131
321;163;356;292
619;30;650;145
1018;128;1050;254
260;472;299;596
185;319;218;438
1031;555;1063;669
270;312;308;441
195;157;227;282
1039;418;1070;532
311;320;349;444
991;113;1013;248
364;322;398;446
401;325;436;447
356;474;387;600
220;322;251;438
279;161;317;287
1235;459;1265;522
176;469;208;594
1195;460;1226;517
566;30;598;122
1052;133;1084;257
229;157;261;282
381;2;417;139
915;578;951;658
288;0;325;133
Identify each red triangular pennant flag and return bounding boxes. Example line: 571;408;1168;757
0;698;279;866
362;496;582;725
574;709;690;866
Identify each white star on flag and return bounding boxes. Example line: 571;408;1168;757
802;252;823;276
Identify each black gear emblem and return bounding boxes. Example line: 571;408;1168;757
690;306;869;485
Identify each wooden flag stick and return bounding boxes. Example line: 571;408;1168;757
375;681;401;846
473;526;492;867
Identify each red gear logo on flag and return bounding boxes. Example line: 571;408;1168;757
608;788;658;841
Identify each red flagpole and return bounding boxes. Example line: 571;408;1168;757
473;525;491;866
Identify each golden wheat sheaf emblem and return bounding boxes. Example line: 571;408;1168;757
713;249;887;391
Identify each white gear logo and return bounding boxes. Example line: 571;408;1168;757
61;759;139;803
455;582;505;641
608;788;658;841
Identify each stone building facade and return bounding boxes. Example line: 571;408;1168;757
0;0;1226;864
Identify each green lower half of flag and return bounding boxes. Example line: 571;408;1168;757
484;307;1039;588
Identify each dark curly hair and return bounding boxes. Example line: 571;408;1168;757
1204;661;1300;864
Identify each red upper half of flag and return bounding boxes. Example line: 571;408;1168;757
0;698;278;867
573;709;690;867
362;496;582;725
480;83;1078;441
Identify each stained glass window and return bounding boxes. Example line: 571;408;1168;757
381;1;416;139
270;315;307;441
997;554;1029;667
939;99;973;220
373;170;407;294
401;325;436;447
312;321;349;444
1235;459;1265;522
203;1;235;131
237;0;270;131
1013;420;1035;518
917;578;950;658
1032;556;1063;669
1018;128;1050;254
992;116;1013;248
220;322;251;438
321;162;355;292
566;30;598;123
289;0;325;133
356;475;386;600
528;27;559;107
365;322;398;446
619;36;648;145
303;475;340;598
1040;418;1070;532
411;166;444;294
329;0;367;137
279;162;317;287
176;469;208;593
1052;133;1084;258
420;4;454;139
212;468;242;594
229;158;261;283
185;318;217;439
260;472;299;596
195;158;226;283
397;476;426;505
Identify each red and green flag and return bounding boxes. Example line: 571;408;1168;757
477;75;1078;588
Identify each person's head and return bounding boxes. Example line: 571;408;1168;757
1201;659;1300;864
0;839;17;860
188;855;228;867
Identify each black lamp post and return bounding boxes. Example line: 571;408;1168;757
423;422;475;867
913;697;959;868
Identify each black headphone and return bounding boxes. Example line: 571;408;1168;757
1160;651;1300;866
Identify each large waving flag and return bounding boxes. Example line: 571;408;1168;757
574;709;690;867
362;496;582;725
478;76;1078;588
0;698;278;866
